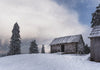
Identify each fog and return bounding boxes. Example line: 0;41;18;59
0;0;92;53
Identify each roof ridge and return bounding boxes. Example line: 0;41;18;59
50;34;82;45
55;34;81;39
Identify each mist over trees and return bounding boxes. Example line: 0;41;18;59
7;23;40;55
8;22;21;55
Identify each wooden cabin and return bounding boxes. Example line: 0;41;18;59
89;26;100;61
50;34;85;54
89;4;100;62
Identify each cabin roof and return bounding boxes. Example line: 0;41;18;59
50;34;82;45
89;26;100;38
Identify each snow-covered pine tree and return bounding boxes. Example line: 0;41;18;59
41;45;45;53
8;22;21;55
29;40;39;53
84;44;90;54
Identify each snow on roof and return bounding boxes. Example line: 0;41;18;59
50;34;82;45
89;26;100;38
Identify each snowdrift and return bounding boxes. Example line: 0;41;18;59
0;54;99;70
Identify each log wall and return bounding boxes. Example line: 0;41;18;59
90;37;100;62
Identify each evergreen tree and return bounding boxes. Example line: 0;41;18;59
84;44;90;54
8;22;21;55
41;45;45;53
29;40;38;53
91;4;100;27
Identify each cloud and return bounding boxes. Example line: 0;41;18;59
0;0;89;45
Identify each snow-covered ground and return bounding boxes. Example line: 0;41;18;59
0;54;99;70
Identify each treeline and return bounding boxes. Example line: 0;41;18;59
7;22;45;56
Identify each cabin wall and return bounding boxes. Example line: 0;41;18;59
90;37;100;62
77;38;85;54
51;43;77;53
51;45;61;53
90;38;95;61
64;43;77;54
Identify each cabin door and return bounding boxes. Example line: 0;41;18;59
61;45;64;52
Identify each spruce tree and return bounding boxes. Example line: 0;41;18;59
84;44;90;54
41;45;45;53
8;22;21;55
29;40;38;53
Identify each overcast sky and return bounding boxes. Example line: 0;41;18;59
0;0;99;45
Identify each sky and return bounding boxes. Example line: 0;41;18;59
55;0;100;25
0;0;100;53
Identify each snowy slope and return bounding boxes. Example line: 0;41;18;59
0;54;99;70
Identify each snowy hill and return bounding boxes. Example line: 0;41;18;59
0;54;100;70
